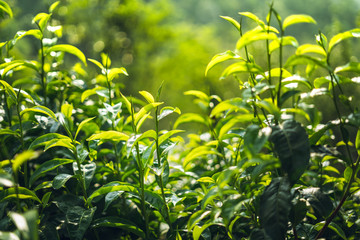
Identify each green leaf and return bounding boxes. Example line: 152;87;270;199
285;54;329;70
221;62;264;79
75;117;95;140
46;44;87;66
356;129;360;151
144;189;165;211
259;177;291;240
0;80;17;103
329;28;360;53
158;130;184;145
61;102;73;119
49;1;60;13
44;138;75;152
65;206;96;240
220;16;240;31
10;210;39;240
88;58;104;71
73;162;96;189
32;13;51;32
314;221;347;240
29;158;74;187
139;90;154;103
53;173;73;189
283;14;316;30
20;105;57;122
335;62;360;74
236;30;277;50
270;121;310;185
205;50;243;76
0;0;13;18
134;102;163;125
29;133;71;149
239;12;265;28
309;122;336;145
197;177;215;184
289;199;307;226
250;229;271;240
269;36;298;54
0;187;41;203
87;130;129;143
281;75;312;89
210;98;249;117
193;223;221;240
81;86;107;102
188;209;212;230
108;67;128;81
296;44;327;57
218;114;256;140
86;182;137;205
158;106;181;120
92;217;145;239
302;187;333;218
12;150;39;175
183;146;220;169
0;231;19;240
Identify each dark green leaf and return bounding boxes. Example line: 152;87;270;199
92;217;145;239
270;120;310;184
65;206;96;240
259;177;291;240
29;158;74;187
302;187;333;218
52;174;73;189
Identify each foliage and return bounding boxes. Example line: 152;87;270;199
1;1;360;240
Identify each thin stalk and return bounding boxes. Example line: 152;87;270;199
130;103;150;239
73;141;89;202
40;38;47;106
16;89;27;187
315;155;360;239
3;92;12;126
275;20;284;108
154;105;172;232
266;4;275;103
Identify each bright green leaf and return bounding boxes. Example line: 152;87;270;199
283;14;316;30
46;44;87;66
220;16;240;31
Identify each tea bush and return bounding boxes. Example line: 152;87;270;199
1;1;360;239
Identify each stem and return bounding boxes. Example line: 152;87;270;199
266;4;275;104
16;90;27;187
36;24;47;107
73;144;89;202
131;102;150;239
154;104;172;232
276;23;284;108
315;155;360;239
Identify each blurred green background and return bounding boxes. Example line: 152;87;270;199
1;0;360;117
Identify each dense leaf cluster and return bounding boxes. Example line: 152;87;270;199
1;1;360;240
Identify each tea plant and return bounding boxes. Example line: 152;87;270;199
1;1;360;239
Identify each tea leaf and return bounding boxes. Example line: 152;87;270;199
220;16;240;32
65;206;96;240
183;146;220;169
29;158;74;187
29;133;71;149
283;14;316;30
92;217;145;238
88;58;104;71
221;62;264;79
75;117;96;140
329;28;360;53
236;30;277;50
1;187;41;203
259;177;291;240
87;130;129;143
12;150;39;175
86;182;137;204
20;105;57;121
134;102;163;125
205;50;243;76
139;90;154;103
32;13;51;32
269;36;298;54
10;210;39;240
0;0;13;18
47;44;87;66
108;67;128;81
239;12;265;28
296;44;327;56
270;120;310;185
174;113;208;129
53;174;73;189
158;106;181;120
